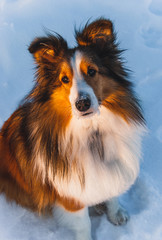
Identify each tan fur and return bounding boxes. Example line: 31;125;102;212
0;109;83;213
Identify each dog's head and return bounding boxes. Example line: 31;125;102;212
28;18;143;123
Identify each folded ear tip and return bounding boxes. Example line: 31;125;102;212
92;18;113;26
28;38;44;54
28;43;34;54
75;18;114;47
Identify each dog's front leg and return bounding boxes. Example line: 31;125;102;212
95;197;129;226
54;204;92;240
106;197;130;225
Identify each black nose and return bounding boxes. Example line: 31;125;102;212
75;93;91;112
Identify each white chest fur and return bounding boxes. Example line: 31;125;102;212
51;106;145;206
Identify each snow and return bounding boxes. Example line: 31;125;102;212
0;0;162;239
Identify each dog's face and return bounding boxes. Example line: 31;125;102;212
29;19;138;122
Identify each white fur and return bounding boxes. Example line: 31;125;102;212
33;104;145;207
53;106;145;206
69;51;99;118
53;204;92;240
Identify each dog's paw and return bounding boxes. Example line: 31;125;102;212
107;207;130;226
94;202;107;215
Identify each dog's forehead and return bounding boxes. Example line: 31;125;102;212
69;50;98;76
70;50;83;76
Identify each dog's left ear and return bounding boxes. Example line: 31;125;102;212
28;34;67;64
75;18;113;47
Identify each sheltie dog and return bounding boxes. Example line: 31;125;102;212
0;18;145;239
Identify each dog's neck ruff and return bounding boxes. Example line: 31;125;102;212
50;106;145;206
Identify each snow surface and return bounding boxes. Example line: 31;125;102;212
0;0;162;239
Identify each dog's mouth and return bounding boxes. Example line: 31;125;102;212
81;100;101;117
79;108;100;118
82;111;93;117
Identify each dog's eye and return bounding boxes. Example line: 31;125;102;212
87;68;96;77
61;76;69;84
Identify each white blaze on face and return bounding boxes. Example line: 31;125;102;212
69;51;99;118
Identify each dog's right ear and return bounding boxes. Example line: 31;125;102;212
28;34;67;64
75;18;114;47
